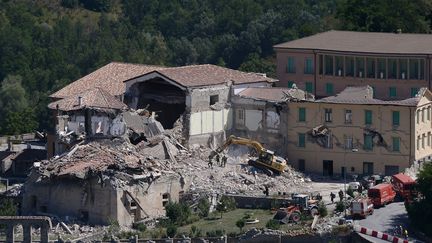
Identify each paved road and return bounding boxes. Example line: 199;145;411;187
355;202;424;243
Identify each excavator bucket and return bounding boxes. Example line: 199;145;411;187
273;209;288;224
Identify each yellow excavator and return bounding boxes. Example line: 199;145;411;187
210;135;287;175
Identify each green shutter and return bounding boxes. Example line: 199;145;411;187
298;133;306;147
305;82;313;93
299;107;306;122
372;86;376;98
287;57;295;73
392;111;400;126
326;83;333;95
392;137;400;152
364;134;373;150
304;58;313;74
365;110;372;125
389;87;397;97
411;88;419;97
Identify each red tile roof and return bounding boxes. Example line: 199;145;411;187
48;87;127;111
127;64;276;87
50;62;163;99
274;30;432;54
238;87;292;102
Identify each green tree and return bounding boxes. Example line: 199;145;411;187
165;201;191;226
0;199;17;216
406;163;432;236
336;0;432;33
197;197;210;218
236;218;245;232
166;224;177;238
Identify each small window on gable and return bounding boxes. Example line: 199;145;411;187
210;95;219;105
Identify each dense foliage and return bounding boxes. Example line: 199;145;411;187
406;163;432;237
0;0;430;134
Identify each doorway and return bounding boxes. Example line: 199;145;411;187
323;160;333;176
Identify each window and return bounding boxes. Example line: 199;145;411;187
305;82;313;93
411;88;419;97
345;56;354;77
319;55;323;74
420;59;425;80
287;57;296;73
335;56;343;76
345;110;352;124
236;109;245;126
288;81;295;88
422;108;425;122
409;59;419;79
372;86;376;98
325;83;334;95
428;107;431;120
389;87;397;98
392;137;400;152
325;55;333;75
365;110;372;125
363;162;374;175
428;132;431;147
325;133;333;148
364;134;373;150
392;111;400;126
298;107;306;122
377;58;386;79
304;57;314;74
388;59;397;79
417;110;420;124
325;108;332;122
367;58;375;78
162;193;170;207
417;136;421;150
399;59;407;79
345;135;353;149
210;95;219;105
356;57;365;77
422;134;426;149
298;133;306;147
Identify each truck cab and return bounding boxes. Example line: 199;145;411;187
367;183;396;207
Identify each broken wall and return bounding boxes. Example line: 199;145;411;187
230;96;288;156
22;172;189;226
187;85;233;146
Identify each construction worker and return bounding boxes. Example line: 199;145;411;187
338;189;344;201
222;155;227;167
215;154;220;166
330;192;335;203
208;155;213;168
403;228;408;238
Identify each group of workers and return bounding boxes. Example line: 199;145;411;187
208;153;227;168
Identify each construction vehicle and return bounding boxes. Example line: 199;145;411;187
273;205;302;223
367;183;396;207
210;135;287;175
290;193;320;216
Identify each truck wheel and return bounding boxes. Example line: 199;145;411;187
291;212;301;223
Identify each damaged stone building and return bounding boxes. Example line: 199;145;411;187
286;86;432;176
123;64;275;145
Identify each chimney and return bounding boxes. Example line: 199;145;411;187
78;96;83;106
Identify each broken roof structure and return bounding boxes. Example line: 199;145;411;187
316;86;423;106
48;87;128;112
238;86;314;103
50;62;163;99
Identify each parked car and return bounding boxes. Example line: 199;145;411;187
348;181;361;191
351;198;374;219
367;183;396;207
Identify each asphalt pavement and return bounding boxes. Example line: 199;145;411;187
355;202;424;243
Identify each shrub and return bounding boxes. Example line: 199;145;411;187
206;229;225;237
190;225;202;237
0;199;17;216
317;201;328;217
165;201;191;225
335;201;345;213
166;224;177;238
265;219;280;230
236;218;245;232
346;187;355;198
197;197;210;218
133;222;146;232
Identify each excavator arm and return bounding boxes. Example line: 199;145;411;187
215;135;265;154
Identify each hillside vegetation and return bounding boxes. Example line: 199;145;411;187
0;0;431;134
